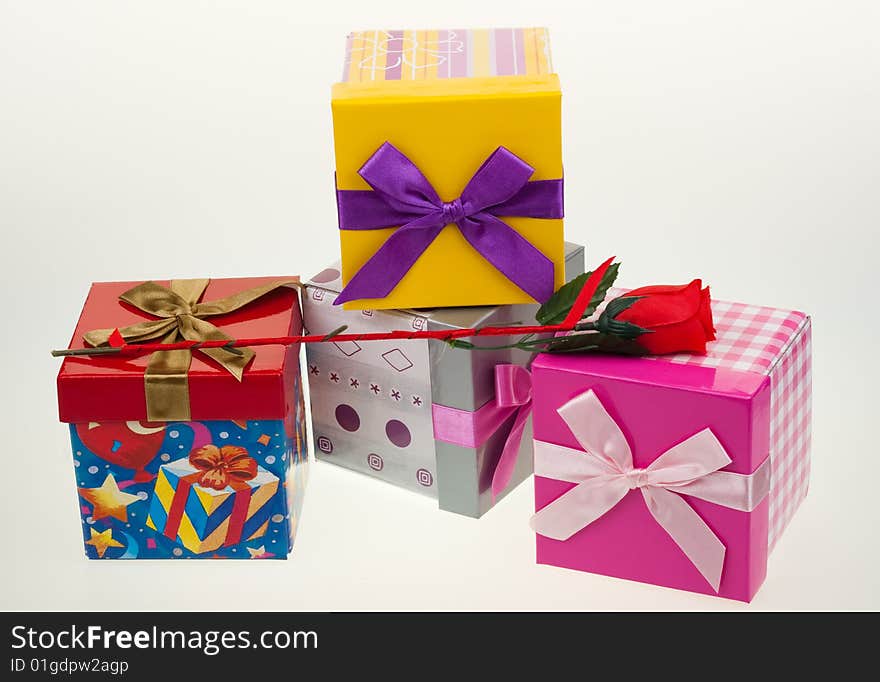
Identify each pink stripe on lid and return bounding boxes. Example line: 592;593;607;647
343;33;353;81
450;28;468;78
384;30;404;80
514;28;526;75
495;28;515;76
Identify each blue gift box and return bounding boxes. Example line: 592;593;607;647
68;374;309;560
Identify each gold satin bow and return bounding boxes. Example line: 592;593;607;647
84;278;298;421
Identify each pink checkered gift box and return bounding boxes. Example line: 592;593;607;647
640;297;812;549
531;293;811;601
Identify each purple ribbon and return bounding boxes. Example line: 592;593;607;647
334;142;563;305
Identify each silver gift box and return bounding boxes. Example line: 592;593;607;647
302;243;585;517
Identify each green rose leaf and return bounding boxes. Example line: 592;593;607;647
542;332;601;354
544;331;648;355
535;263;620;326
595;296;652;339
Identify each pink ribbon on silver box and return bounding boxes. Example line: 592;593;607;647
432;364;533;501
530;389;771;592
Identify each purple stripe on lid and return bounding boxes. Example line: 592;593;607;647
514;28;526;75
450;28;468;78
438;29;449;78
385;30;404;80
495;28;514;76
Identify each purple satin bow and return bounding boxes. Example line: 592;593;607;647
334;142;563;305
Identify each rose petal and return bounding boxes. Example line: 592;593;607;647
699;287;716;340
635;317;709;355
617;280;703;328
622;282;696;297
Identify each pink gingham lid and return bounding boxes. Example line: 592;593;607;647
607;289;808;375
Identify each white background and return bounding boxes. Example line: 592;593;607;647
1;1;877;610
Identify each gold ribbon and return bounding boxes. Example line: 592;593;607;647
84;278;298;422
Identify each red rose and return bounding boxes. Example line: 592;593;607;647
614;280;716;354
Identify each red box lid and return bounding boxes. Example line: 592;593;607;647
57;276;302;423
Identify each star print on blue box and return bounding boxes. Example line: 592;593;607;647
69;396;308;559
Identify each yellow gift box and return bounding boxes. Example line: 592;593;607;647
332;28;565;310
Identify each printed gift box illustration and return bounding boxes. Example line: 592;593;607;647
530;294;811;600
56;277;309;559
332;28;565;310
304;243;584;517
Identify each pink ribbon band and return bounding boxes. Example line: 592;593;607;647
530;389;771;592
431;401;517;449
431;364;533;501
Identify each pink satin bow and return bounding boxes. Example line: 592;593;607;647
431;364;532;501
530;389;771;592
490;364;533;500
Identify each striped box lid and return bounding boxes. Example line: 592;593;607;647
342;28;553;83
